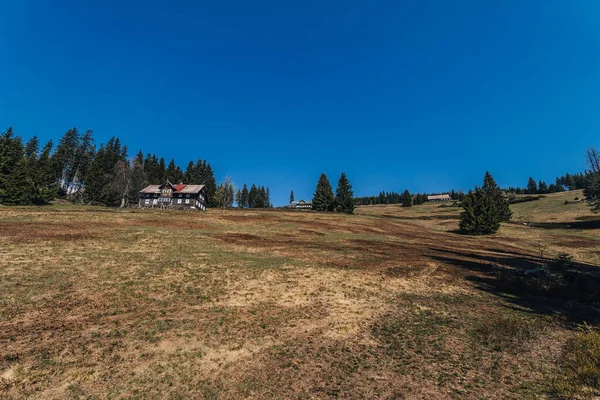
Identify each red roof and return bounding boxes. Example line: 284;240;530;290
173;184;186;192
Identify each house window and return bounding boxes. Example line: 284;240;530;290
185;199;190;204
186;194;190;198
177;199;182;204
145;199;150;205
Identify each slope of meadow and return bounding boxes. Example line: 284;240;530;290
0;194;599;399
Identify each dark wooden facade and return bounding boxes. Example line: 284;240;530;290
139;181;208;210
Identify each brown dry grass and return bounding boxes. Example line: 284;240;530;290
0;196;599;399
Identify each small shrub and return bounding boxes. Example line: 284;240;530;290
564;200;569;205
552;326;600;399
575;197;580;201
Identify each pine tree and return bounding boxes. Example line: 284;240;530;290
70;129;95;201
538;180;548;194
482;171;512;222
166;159;178;182
290;190;295;204
52;127;81;194
158;158;166;182
312;173;335;211
527;177;537;194
129;155;148;204
401;189;412;207
0;128;23;203
249;184;258;208
241;183;249;208
265;187;271;208
459;188;500;235
235;190;242;208
184;161;195;182
334;172;354;214
33;140;57;204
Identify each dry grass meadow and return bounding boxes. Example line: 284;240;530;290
1;190;600;399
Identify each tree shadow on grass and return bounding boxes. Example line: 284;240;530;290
429;247;600;326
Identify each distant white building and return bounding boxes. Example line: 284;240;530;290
427;194;451;202
290;200;312;209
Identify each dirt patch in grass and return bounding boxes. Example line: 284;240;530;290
0;222;103;243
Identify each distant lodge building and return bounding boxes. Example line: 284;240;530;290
427;194;452;202
139;181;209;210
290;200;312;209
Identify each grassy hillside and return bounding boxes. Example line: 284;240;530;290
1;197;599;399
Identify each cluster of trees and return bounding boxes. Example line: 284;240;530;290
0;128;57;205
506;177;566;195
459;172;512;235
354;190;429;206
0;127;218;207
311;172;354;214
235;183;272;208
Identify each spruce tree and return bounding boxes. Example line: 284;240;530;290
241;183;249;208
538;180;548;194
249;184;258;208
312;173;335;211
482;171;512;222
401;189;412;207
459;188;500;235
527;177;537;194
290;189;295;204
335;172;354;214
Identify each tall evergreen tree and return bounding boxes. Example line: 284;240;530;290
527;177;537;194
459;188;500;235
248;184;258;208
241;183;249;208
482;171;512;222
235;189;242;208
290;189;295;204
312;173;335;211
158;157;167;182
335;172;354;214
538;180;548;194
401;189;412;207
52;127;81;194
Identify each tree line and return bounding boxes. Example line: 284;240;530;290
0;127;218;207
353;190;429;206
235;183;272;208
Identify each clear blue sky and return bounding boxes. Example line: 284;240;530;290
1;1;599;205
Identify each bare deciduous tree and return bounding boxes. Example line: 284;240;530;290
585;147;600;174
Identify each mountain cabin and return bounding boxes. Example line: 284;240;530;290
139;181;208;210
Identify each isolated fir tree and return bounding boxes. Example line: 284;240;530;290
459;188;500;235
312;173;335;211
527;177;537;194
335;172;354;214
482;171;512;222
401;189;412;207
290;189;295;204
